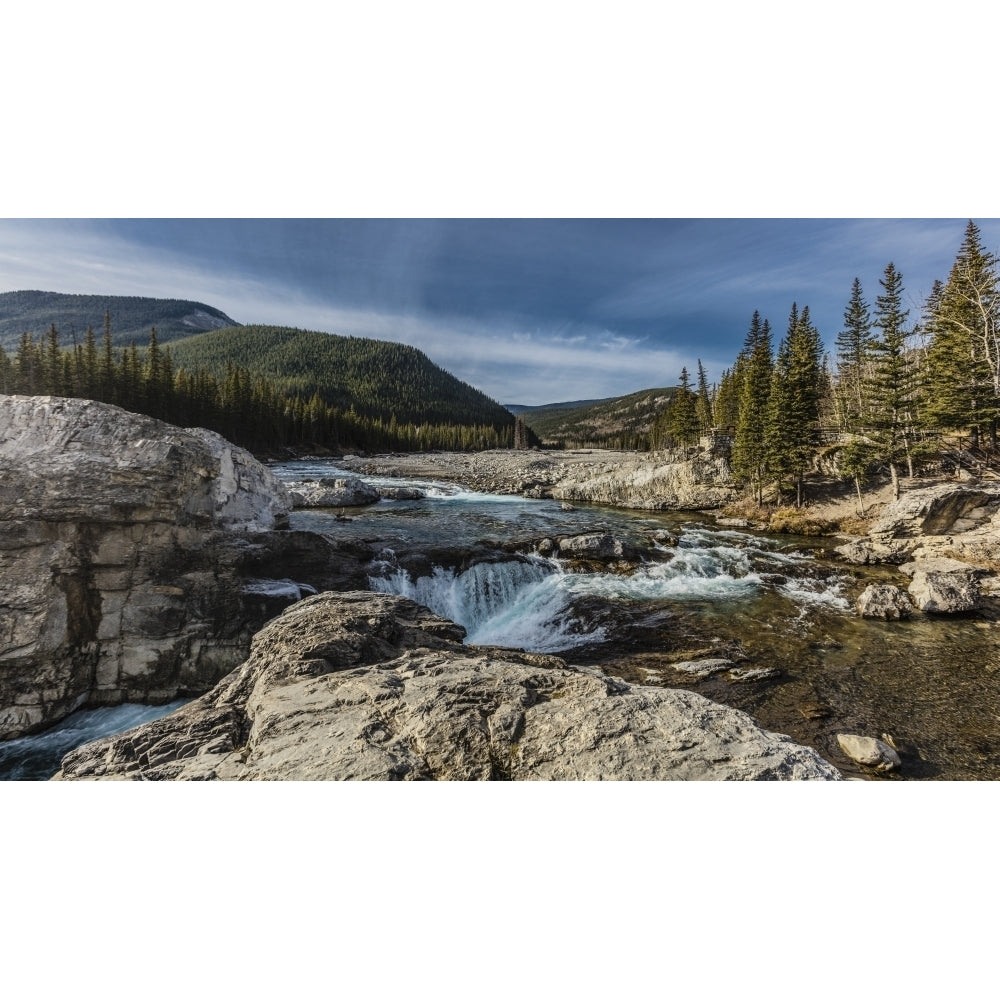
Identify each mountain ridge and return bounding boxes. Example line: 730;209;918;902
0;290;239;350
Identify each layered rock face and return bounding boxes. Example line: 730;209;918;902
0;396;366;740
549;453;736;510
55;590;842;780
340;449;738;511
836;483;1000;567
836;483;1000;612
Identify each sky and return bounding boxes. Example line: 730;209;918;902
2;217;997;406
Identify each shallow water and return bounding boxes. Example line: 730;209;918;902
0;700;189;780
280;458;1000;780
10;460;998;780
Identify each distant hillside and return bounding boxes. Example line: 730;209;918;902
505;397;612;415
0;290;238;351
522;387;676;449
166;325;514;428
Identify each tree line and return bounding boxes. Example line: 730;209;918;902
653;220;1000;509
0;312;524;454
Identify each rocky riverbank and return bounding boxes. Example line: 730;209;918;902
336;448;738;510
0;396;370;740
55;590;842;781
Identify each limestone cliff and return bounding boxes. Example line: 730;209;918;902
0;396;366;740
55;591;842;781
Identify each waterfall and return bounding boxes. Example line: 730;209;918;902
369;557;606;652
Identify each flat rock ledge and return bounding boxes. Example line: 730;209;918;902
55;591;842;781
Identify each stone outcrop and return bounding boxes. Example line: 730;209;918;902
836;482;1000;612
899;558;983;613
836;483;1000;567
0;396;366;740
339;449;738;511
55;591;842;781
855;583;913;620
549;454;736;510
288;477;381;508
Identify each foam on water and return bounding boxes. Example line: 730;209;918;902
370;558;606;652
369;522;851;655
0;699;189;781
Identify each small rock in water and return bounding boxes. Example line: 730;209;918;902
856;583;913;620
798;700;831;720
836;733;901;772
670;658;735;679
728;667;781;683
900;558;982;613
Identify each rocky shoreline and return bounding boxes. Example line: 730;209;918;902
0;396;370;741
335;448;739;510
54;590;841;781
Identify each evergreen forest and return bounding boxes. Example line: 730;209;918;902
648;220;1000;509
0;314;525;455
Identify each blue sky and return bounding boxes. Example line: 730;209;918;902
1;218;995;405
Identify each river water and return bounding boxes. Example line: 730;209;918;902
6;459;998;780
272;460;1000;781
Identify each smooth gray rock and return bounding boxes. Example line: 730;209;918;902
856;583;913;620
377;486;425;501
836;734;901;772
55;592;842;781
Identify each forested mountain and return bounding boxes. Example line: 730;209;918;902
0;291;238;351
523;387;676;449
506;397;612;415
0;325;522;455
166;325;513;427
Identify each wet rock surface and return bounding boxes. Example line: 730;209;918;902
55;591;842;781
836;733;901;772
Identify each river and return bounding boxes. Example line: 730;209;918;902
5;458;999;780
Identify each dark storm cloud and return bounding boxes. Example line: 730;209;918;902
2;218;997;404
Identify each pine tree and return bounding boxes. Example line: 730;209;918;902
695;359;713;433
923;220;1000;449
731;311;774;503
764;304;823;505
864;262;918;500
835;277;874;431
666;367;700;446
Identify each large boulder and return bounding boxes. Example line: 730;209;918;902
556;532;646;564
0;396;364;740
288;477;381;508
55;591;843;781
855;584;913;620
899;558;983;613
